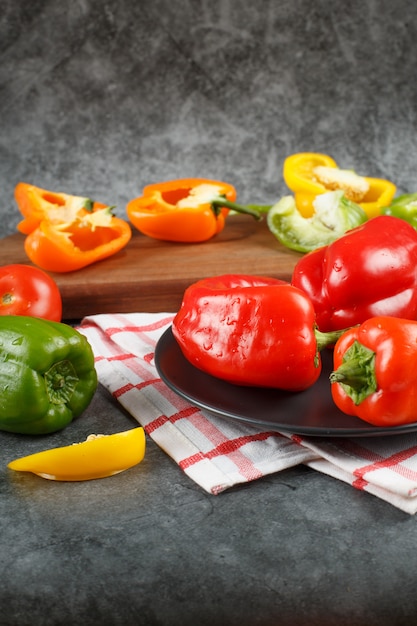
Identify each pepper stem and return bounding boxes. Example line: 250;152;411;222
329;340;377;405
312;327;347;368
315;328;347;352
45;360;79;405
211;198;270;221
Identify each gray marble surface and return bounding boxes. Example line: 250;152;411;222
3;388;417;626
1;1;417;624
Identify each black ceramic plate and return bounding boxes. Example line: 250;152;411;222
155;327;417;437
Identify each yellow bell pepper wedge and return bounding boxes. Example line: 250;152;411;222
283;152;396;218
283;152;338;194
7;427;146;481
283;152;338;216
360;176;397;219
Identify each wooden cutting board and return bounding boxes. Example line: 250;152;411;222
0;216;302;319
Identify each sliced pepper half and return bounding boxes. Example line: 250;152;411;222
126;177;262;243
15;182;100;235
8;427;146;481
283;152;396;218
24;207;132;272
15;182;132;272
267;190;368;253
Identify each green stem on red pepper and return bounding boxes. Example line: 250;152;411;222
315;328;347;352
312;327;347;368
329;340;377;404
329;316;417;427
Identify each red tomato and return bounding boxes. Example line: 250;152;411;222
0;264;62;321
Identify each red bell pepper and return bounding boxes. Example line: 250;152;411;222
172;274;342;391
291;215;417;332
330;316;417;427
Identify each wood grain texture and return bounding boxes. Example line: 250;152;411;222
0;216;302;319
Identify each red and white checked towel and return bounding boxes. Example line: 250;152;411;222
78;313;417;514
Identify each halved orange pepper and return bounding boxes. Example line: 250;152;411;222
7;427;146;481
15;183;131;272
283;152;396;218
126;177;261;243
15;182;106;235
24;210;132;272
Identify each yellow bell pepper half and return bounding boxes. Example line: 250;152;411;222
7;427;146;481
283;152;396;219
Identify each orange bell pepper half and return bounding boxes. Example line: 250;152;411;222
15;183;131;272
283;152;396;218
15;182;106;235
24;209;132;272
126;177;261;243
7;427;146;481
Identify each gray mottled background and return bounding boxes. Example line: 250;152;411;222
1;0;416;238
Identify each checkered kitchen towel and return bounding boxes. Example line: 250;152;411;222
78;313;417;514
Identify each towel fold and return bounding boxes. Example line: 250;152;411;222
78;313;417;514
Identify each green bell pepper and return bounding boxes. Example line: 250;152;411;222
382;193;417;229
0;316;97;434
267;190;368;253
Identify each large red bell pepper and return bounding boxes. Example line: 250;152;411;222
291;215;417;332
330;316;417;427
172;274;342;391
